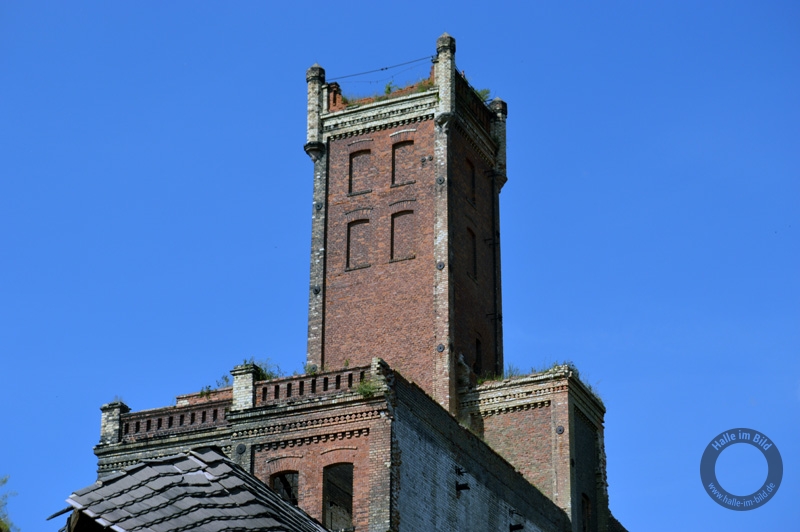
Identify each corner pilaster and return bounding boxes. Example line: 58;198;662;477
305;64;328;369
231;364;258;411
99;401;130;445
433;33;457;414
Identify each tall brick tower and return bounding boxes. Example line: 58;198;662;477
305;34;507;413
90;34;627;532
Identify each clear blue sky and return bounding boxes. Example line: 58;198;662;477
1;2;797;530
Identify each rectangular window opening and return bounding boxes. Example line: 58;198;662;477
323;463;354;530
271;471;299;507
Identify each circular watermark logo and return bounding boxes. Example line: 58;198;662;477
700;428;782;510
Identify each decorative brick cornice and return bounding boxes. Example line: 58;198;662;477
325;113;434;140
232;408;382;440
252;427;369;452
453;107;497;165
472;399;551;418
459;384;567;410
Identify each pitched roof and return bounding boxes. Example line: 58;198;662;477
60;447;327;532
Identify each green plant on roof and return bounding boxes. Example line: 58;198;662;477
357;377;380;398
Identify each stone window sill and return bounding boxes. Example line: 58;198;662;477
345;264;371;272
389;255;416;263
347;189;372;197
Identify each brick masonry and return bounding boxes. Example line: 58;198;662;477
93;34;627;532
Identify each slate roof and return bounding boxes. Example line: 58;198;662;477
60;447;328;532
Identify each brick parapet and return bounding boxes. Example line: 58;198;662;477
118;399;231;444
252;365;372;408
175;386;232;406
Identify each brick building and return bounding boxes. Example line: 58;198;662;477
93;35;627;532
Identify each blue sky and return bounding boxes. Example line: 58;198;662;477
1;2;798;530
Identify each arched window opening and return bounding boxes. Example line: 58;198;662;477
391;210;415;261
346;219;370;270
392;141;415;186
323;463;354;530
270;471;299;506
349;150;373;194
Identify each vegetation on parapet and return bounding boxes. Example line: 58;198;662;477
476;360;603;405
356;377;380;399
200;357;286;397
340;77;435;108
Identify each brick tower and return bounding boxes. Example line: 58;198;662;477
91;34;627;532
305;34;507;413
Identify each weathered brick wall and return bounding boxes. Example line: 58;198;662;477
390;372;570;532
480;399;560;499
322;120;438;394
250;398;392;532
461;369;610;532
448;121;501;378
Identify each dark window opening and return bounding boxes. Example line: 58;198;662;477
201;411;206;423
335;375;341;390
323;377;329;391
581;493;592;532
467;228;477;279
347;373;353;388
274;385;280;399
346;219;370;270
392;141;414;186
179;414;184;426
145;420;151;432
123;423;129;435
390;210;415;261
168;416;173;428
474;338;483;376
299;381;305;395
262;387;268;402
212;409;217;421
190;412;195;425
135;421;140;433
467;159;476;204
323;463;354;530
286;382;293;397
157;418;162;430
311;378;317;393
349;150;372;194
271;471;299;507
